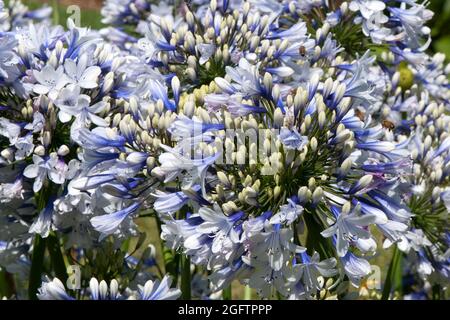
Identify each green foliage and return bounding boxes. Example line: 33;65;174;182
429;0;450;61
18;0;105;29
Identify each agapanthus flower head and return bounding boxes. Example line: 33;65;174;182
0;0;448;301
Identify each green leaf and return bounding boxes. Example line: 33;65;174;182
434;36;450;60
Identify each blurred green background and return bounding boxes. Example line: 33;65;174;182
429;0;450;60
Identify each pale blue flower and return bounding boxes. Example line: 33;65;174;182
54;85;108;127
197;43;216;65
23;154;68;192
279;127;309;150
215;58;266;98
290;252;337;295
0;33;19;81
33;65;70;100
90;201;142;237
29;200;54;238
321;205;377;257
270;198;304;225
64;57;101;89
341;251;372;287
0;118;21;145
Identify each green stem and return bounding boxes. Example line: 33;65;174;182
156;217;180;285
47;232;67;283
432;284;442;300
28;235;47;300
244;285;252;300
0;269;15;298
163;248;179;283
223;285;232;300
180;255;191;300
52;0;60;25
28;183;67;299
304;210;333;259
381;246;403;300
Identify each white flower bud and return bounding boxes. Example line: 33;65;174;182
274;186;281;199
102;72;115;93
43;131;51;148
187;55;197;69
236;146;246;164
217;171;230;186
342;201;352;215
310;137;318;152
146;157;155;169
273;108;284;128
171;76;180;95
340;2;348;14
339;157;352;176
1;148;14;161
183;100;195;118
318;111;326;127
308;177;316;190
321;22;330;36
34;145;46;156
312;187;324;204
210;0;217;11
223;201;238;214
263;73;273;92
272;84;281;102
186;11;195;28
298;186;311;203
316;29;323;43
186;67;196;82
57;145;70;156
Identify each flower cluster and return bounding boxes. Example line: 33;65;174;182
0;0;448;300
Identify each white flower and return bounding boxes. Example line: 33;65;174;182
23;153;68;192
29;202;53;238
349;0;386;20
54;84;108;127
197;43;215;65
270;199;304;225
0;179;23;203
341;252;372;287
321;206;377;257
14;134;34;161
154;145;219;197
279;127;309;150
33;65;70;100
195;205;242;258
0;118;21;145
289;252;337;295
246;222;305;272
24;112;45;133
64;57;101;89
